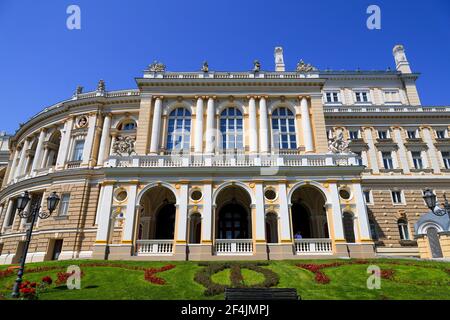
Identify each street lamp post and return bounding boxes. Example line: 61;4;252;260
422;188;450;218
11;191;60;298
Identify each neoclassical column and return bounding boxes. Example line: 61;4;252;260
149;97;163;154
1;199;14;232
363;127;380;174
259;96;269;153
94;182;114;243
248;96;258;153
202;183;213;243
8;148;21;183
392;127;410;174
254;183;266;241
175;183;189;243
328;182;345;241
82;112;99;167
122;183;138;244
421;126;441;173
352;183;372;241
278;183;292;241
15;139;30;178
97;113;112;165
300;97;314;152
31;129;46;173
205;97;216;154
56;118;74;169
194;97;204;154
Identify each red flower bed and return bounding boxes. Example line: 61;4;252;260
42;276;53;285
56;270;85;285
380;269;395;280
144;265;176;285
0;269;14;279
297;261;398;284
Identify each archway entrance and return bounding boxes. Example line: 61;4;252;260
290;186;328;239
215;185;252;240
138;186;177;240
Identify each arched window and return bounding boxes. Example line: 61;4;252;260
397;218;410;240
118;120;137;131
272;107;297;149
167;108;191;151
220;108;243;150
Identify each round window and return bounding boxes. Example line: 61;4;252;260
339;189;351;200
191;190;203;201
115;189;128;202
264;189;277;201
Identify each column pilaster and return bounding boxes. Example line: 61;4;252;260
31;129;46;173
300;96;314;153
205;97;216;154
149;97;163;154
248;96;258;153
97;113;112;166
194;97;204;154
259;96;269;153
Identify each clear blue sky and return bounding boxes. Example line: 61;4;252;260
0;0;449;134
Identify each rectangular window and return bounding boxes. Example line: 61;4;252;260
369;221;378;240
72;140;85;161
382;152;394;169
354;151;363;166
363;190;372;204
58;194;70;216
436;130;446;139
325;91;340;103
355;91;370;103
407;130;417;139
384;90;400;103
411;151;423;169
349;130;360;140
391;191;404;204
378;130;388;140
398;221;410;240
442;152;450;169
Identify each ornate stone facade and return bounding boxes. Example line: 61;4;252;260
0;45;449;264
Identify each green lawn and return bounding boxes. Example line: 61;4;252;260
0;259;448;300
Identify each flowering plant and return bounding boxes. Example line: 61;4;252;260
144;265;175;285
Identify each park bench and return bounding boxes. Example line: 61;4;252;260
224;288;300;300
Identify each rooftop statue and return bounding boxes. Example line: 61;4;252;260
75;85;83;95
148;60;166;72
253;60;261;72
97;79;106;92
328;131;350;154
201;61;209;72
296;59;317;73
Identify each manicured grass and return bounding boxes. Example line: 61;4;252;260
211;269;231;286
0;259;448;300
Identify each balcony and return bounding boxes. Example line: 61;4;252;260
136;240;173;255
215;239;253;255
107;153;361;169
294;239;333;254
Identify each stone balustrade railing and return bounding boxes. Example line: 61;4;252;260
107;153;360;169
324;105;450;113
294;239;333;254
